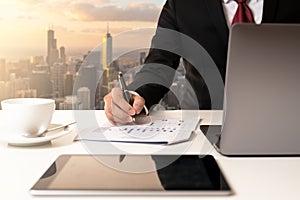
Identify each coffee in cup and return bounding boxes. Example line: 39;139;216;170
1;98;55;137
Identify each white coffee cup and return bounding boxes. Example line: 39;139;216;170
1;98;55;137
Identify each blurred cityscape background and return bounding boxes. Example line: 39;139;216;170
0;0;186;110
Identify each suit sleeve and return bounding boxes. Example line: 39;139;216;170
128;0;181;110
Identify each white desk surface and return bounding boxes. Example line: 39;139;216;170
0;110;300;200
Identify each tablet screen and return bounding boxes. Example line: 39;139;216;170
31;155;232;196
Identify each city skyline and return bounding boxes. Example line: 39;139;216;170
0;0;165;61
0;0;184;111
0;24;156;110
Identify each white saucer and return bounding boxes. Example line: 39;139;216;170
0;125;74;147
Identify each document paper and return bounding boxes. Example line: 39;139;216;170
78;117;200;144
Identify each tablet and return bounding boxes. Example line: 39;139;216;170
30;154;232;196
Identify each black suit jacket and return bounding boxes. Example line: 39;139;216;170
130;0;300;110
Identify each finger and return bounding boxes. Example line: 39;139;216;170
104;109;116;125
104;92;133;124
104;94;116;125
132;95;145;114
111;101;133;124
113;115;133;125
111;88;135;115
105;108;131;125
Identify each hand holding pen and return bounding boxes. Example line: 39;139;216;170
103;72;146;125
117;72;135;122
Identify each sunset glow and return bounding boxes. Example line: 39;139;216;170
0;0;165;60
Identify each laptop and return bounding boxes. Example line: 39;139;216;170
212;23;300;156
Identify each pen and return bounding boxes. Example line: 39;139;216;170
118;72;132;163
118;72;130;102
118;72;135;122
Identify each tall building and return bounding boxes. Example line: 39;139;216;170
74;65;97;108
47;28;59;66
74;59;83;73
51;62;66;98
0;59;6;81
30;65;52;98
64;71;74;96
97;23;113;110
102;23;112;70
83;51;101;68
60;46;66;63
77;87;90;110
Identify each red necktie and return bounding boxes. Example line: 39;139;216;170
232;0;254;25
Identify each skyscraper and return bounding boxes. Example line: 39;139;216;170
102;23;112;70
47;27;59;66
77;87;90;110
64;71;74;96
97;23;113;110
59;46;66;63
74;64;97;109
83;51;101;68
51;62;66;98
30;65;52;98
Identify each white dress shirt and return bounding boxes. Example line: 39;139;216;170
222;0;264;27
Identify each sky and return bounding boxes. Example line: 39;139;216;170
0;0;165;61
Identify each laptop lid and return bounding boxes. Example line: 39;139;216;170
219;24;300;156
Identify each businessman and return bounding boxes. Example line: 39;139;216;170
104;0;300;125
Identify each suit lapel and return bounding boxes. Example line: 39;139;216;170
262;0;279;22
205;0;229;45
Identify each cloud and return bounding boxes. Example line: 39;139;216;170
17;15;34;20
65;2;161;22
15;0;42;4
53;25;69;31
16;0;110;5
81;0;110;3
81;27;132;34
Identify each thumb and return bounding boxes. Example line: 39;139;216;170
132;95;145;115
